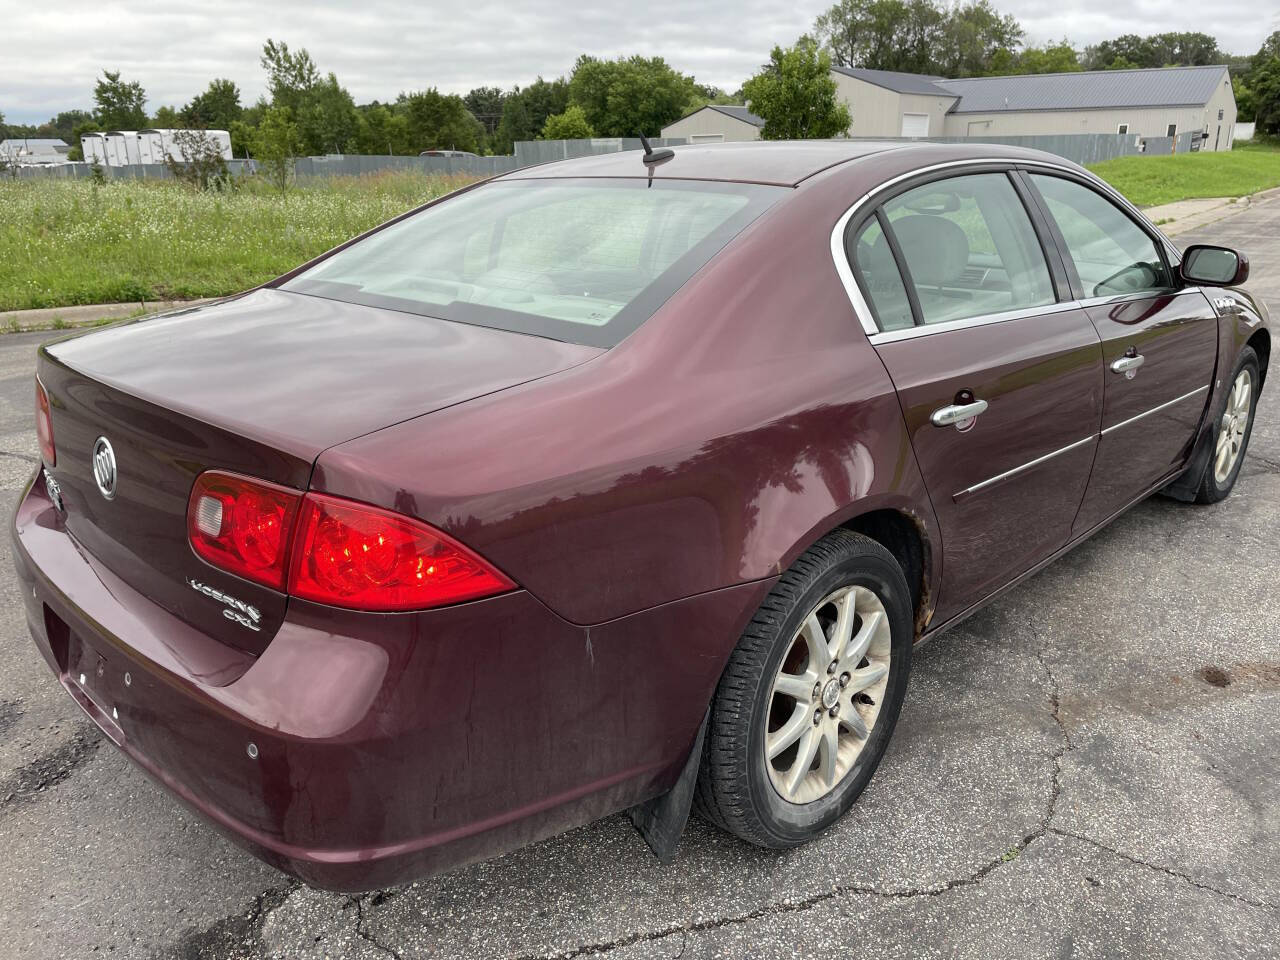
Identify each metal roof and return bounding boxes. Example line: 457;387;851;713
707;104;765;127
0;138;68;155
938;65;1229;114
830;66;956;98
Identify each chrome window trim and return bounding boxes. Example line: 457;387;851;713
869;300;1081;344
1100;385;1211;436
954;435;1097;502
1074;286;1204;310
829;155;1185;340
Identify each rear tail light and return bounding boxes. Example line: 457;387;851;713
288;494;515;611
188;472;302;589
35;376;55;466
187;471;514;611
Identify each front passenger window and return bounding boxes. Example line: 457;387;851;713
1029;174;1172;298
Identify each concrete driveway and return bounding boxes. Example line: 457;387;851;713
1;203;1277;960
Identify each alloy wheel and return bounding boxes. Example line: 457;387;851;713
763;585;892;805
1214;368;1253;484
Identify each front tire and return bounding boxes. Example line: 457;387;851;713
694;530;913;848
1195;347;1260;504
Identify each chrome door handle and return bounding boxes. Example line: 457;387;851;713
1111;354;1145;374
931;399;988;427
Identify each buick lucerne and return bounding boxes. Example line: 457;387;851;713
13;141;1269;890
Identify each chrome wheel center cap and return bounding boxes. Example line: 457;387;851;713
821;678;841;709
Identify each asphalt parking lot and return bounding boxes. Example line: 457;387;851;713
1;202;1277;960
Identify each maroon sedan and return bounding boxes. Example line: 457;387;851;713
13;142;1269;890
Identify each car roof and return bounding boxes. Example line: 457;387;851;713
497;140;1083;188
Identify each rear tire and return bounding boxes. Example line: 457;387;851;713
1195;347;1260;504
694;530;913;848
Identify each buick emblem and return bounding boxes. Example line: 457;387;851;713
92;437;117;500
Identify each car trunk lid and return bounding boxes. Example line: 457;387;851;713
39;289;601;656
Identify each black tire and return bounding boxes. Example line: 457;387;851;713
1195;346;1260;504
694;529;913;848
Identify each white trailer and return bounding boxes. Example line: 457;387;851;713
138;129;233;163
103;131;141;166
79;133;110;165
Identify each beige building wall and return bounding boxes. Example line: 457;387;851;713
830;73;958;137
660;109;760;142
940;73;1238;151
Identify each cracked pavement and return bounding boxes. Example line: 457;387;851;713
1;204;1278;959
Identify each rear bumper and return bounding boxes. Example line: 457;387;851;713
13;471;770;890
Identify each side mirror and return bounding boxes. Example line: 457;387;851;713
1180;244;1249;287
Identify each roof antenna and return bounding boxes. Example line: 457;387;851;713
638;132;674;167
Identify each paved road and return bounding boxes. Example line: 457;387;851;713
1;202;1278;960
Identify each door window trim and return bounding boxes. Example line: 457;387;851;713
828;156;1187;343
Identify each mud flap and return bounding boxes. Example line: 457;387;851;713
628;709;709;864
1163;415;1216;502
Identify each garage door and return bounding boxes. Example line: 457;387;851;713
900;113;929;137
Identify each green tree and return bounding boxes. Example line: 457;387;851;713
354;102;413;155
1085;31;1223;70
261;39;320;116
1233;74;1257;120
494;77;570;153
1015;40;1082;74
1251;56;1280;134
399;89;484;152
936;0;1023;76
540;104;595;139
464;86;505;138
568;55;698;136
297;74;359;153
741;37;851;140
229;99;267;159
181;78;243;130
814;0;1020;75
152;105;180;126
93;69;147;129
250;105;302;190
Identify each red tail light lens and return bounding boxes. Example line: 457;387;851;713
187;472;302;589
187;471;514;611
35;376;55;467
287;493;514;611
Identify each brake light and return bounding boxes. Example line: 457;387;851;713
287;493;514;611
186;471;514;610
35;376;55;467
187;472;302;589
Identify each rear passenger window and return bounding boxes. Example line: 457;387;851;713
1029;174;1173;298
851;217;914;331
882;173;1056;326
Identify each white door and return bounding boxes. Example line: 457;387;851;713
900;113;930;137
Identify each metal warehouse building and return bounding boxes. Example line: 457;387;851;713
667;64;1237;152
660;104;764;142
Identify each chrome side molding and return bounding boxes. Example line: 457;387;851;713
1100;385;1210;436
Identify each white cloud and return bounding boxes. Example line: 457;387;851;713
2;0;1275;124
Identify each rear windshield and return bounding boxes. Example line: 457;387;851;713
280;178;785;348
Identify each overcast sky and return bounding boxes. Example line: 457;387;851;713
3;0;1278;124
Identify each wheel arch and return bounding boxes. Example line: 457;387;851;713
839;508;933;637
778;499;938;639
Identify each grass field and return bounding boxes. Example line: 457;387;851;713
0;171;476;312
1087;140;1280;208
